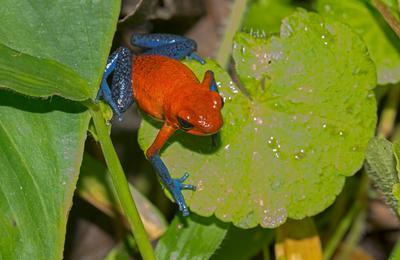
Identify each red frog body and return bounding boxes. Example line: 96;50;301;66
97;33;224;216
132;55;223;158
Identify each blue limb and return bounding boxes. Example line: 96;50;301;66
131;33;205;64
188;52;206;64
149;154;196;216
210;72;218;92
132;33;191;48
96;47;134;120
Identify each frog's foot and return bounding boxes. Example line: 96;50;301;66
187;52;205;64
169;173;196;216
149;153;196;216
96;79;123;120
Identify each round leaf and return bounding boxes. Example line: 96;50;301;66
138;10;377;228
317;0;400;85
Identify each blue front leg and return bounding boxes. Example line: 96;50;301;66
149;154;196;216
131;33;205;64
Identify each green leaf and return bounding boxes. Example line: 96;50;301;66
316;0;400;85
155;214;229;259
78;154;167;240
365;137;399;213
243;0;296;34
211;226;273;260
0;90;90;259
139;10;376;228
0;0;120;100
389;238;400;260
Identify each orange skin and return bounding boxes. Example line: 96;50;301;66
131;55;224;158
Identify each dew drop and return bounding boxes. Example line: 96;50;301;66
294;149;306;160
253;116;264;125
261;207;287;228
224;144;231;151
267;136;277;147
197;180;204;191
241;46;246;55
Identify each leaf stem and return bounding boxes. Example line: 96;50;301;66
216;0;250;68
90;107;155;260
372;0;400;37
322;204;360;260
323;172;369;260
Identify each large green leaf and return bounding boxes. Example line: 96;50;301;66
0;90;90;259
139;10;376;228
155;214;229;259
316;0;400;85
0;0;120;100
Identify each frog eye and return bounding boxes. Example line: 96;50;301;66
177;117;194;130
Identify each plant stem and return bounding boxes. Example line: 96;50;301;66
90;107;155;260
322;203;360;260
372;0;400;37
378;86;400;138
323;172;369;260
216;0;250;68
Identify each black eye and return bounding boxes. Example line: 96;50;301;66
177;117;194;130
221;97;225;108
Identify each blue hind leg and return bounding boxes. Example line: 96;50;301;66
96;47;134;120
131;33;205;64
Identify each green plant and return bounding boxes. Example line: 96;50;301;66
1;0;399;259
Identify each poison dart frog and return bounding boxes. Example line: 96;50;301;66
97;34;224;216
